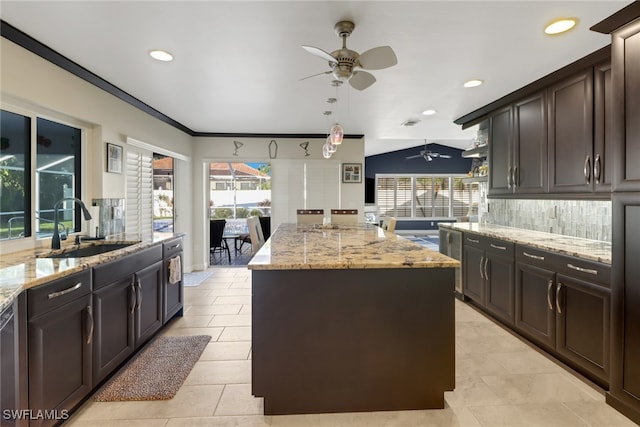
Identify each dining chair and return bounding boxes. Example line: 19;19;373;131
247;216;265;253
297;209;324;224
209;219;231;263
330;209;358;225
381;216;397;232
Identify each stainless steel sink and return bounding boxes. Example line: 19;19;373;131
39;242;139;259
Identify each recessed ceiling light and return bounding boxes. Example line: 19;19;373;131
463;79;483;88
149;50;174;62
422;109;437;116
544;18;578;35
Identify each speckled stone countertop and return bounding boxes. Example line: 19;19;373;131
248;223;459;270
0;232;183;313
440;223;611;265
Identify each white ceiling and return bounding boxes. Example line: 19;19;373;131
0;1;627;156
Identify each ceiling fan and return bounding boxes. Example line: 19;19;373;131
405;141;452;162
300;20;397;91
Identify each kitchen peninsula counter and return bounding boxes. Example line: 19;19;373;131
248;223;458;415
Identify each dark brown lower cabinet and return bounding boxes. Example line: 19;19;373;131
162;237;184;323
92;276;135;385
608;194;640;424
27;271;93;427
134;261;163;346
515;246;610;388
462;233;515;325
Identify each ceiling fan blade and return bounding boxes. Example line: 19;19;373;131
358;46;398;70
302;45;337;64
405;154;422;159
299;70;332;81
349;70;376;90
439;154;452;159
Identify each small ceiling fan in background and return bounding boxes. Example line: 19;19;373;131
300;20;397;91
405;141;452;162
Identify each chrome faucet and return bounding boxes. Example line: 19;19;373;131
51;197;92;249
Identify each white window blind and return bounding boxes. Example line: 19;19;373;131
126;149;153;239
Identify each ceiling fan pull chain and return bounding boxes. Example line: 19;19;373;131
269;140;278;159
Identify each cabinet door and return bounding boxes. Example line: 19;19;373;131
135;261;163;346
92;276;135;385
513;92;547;194
488;106;513;196
594;61;613;193
163;253;184;323
612;21;640;191
463;239;484;304
484;248;515;325
28;295;92;426
548;69;594;193
555;274;610;386
515;263;556;350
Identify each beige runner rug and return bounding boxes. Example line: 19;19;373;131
94;334;211;401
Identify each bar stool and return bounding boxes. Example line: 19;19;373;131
297;209;324;224
330;209;358;225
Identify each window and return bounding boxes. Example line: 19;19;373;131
1;109;83;242
153;153;174;232
375;174;479;219
126;149;153;239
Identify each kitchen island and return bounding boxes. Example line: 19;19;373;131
248;223;459;415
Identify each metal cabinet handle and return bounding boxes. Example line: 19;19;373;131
547;280;554;310
479;256;485;280
507;167;512;190
594;154;601;184
512;166;518;188
467;237;480;244
48;282;82;299
490;243;507;250
584;155;591;184
556;282;562;314
86;305;94;345
169;243;181;250
523;251;544;261
483;257;489;281
567;263;598;276
136;277;143;310
130;278;137;314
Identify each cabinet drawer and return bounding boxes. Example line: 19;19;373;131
516;245;610;288
93;245;162;290
163;237;183;259
28;270;92;318
464;233;514;257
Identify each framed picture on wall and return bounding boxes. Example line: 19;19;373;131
342;163;362;183
106;143;123;174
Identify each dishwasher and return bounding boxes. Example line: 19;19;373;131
1;301;16;425
439;227;464;300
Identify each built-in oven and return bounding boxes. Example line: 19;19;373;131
439;227;464;300
1;301;16;426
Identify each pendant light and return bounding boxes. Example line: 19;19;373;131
330;123;343;145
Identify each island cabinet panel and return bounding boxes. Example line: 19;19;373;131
547;69;594;194
514;245;611;388
252;268;455;415
27;270;92;427
133;261;163;346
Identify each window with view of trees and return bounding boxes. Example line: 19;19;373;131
1;109;82;242
376;174;479;219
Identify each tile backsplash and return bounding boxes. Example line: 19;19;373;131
482;199;611;242
92;198;125;237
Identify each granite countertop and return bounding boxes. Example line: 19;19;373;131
0;232;184;313
248;223;459;271
440;222;611;265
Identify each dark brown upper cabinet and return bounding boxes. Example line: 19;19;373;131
547;69;594;194
594;61;613;193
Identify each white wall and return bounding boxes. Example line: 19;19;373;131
192;136;365;270
0;38;195;267
1;37;366;271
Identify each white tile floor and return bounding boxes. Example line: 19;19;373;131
67;267;637;426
